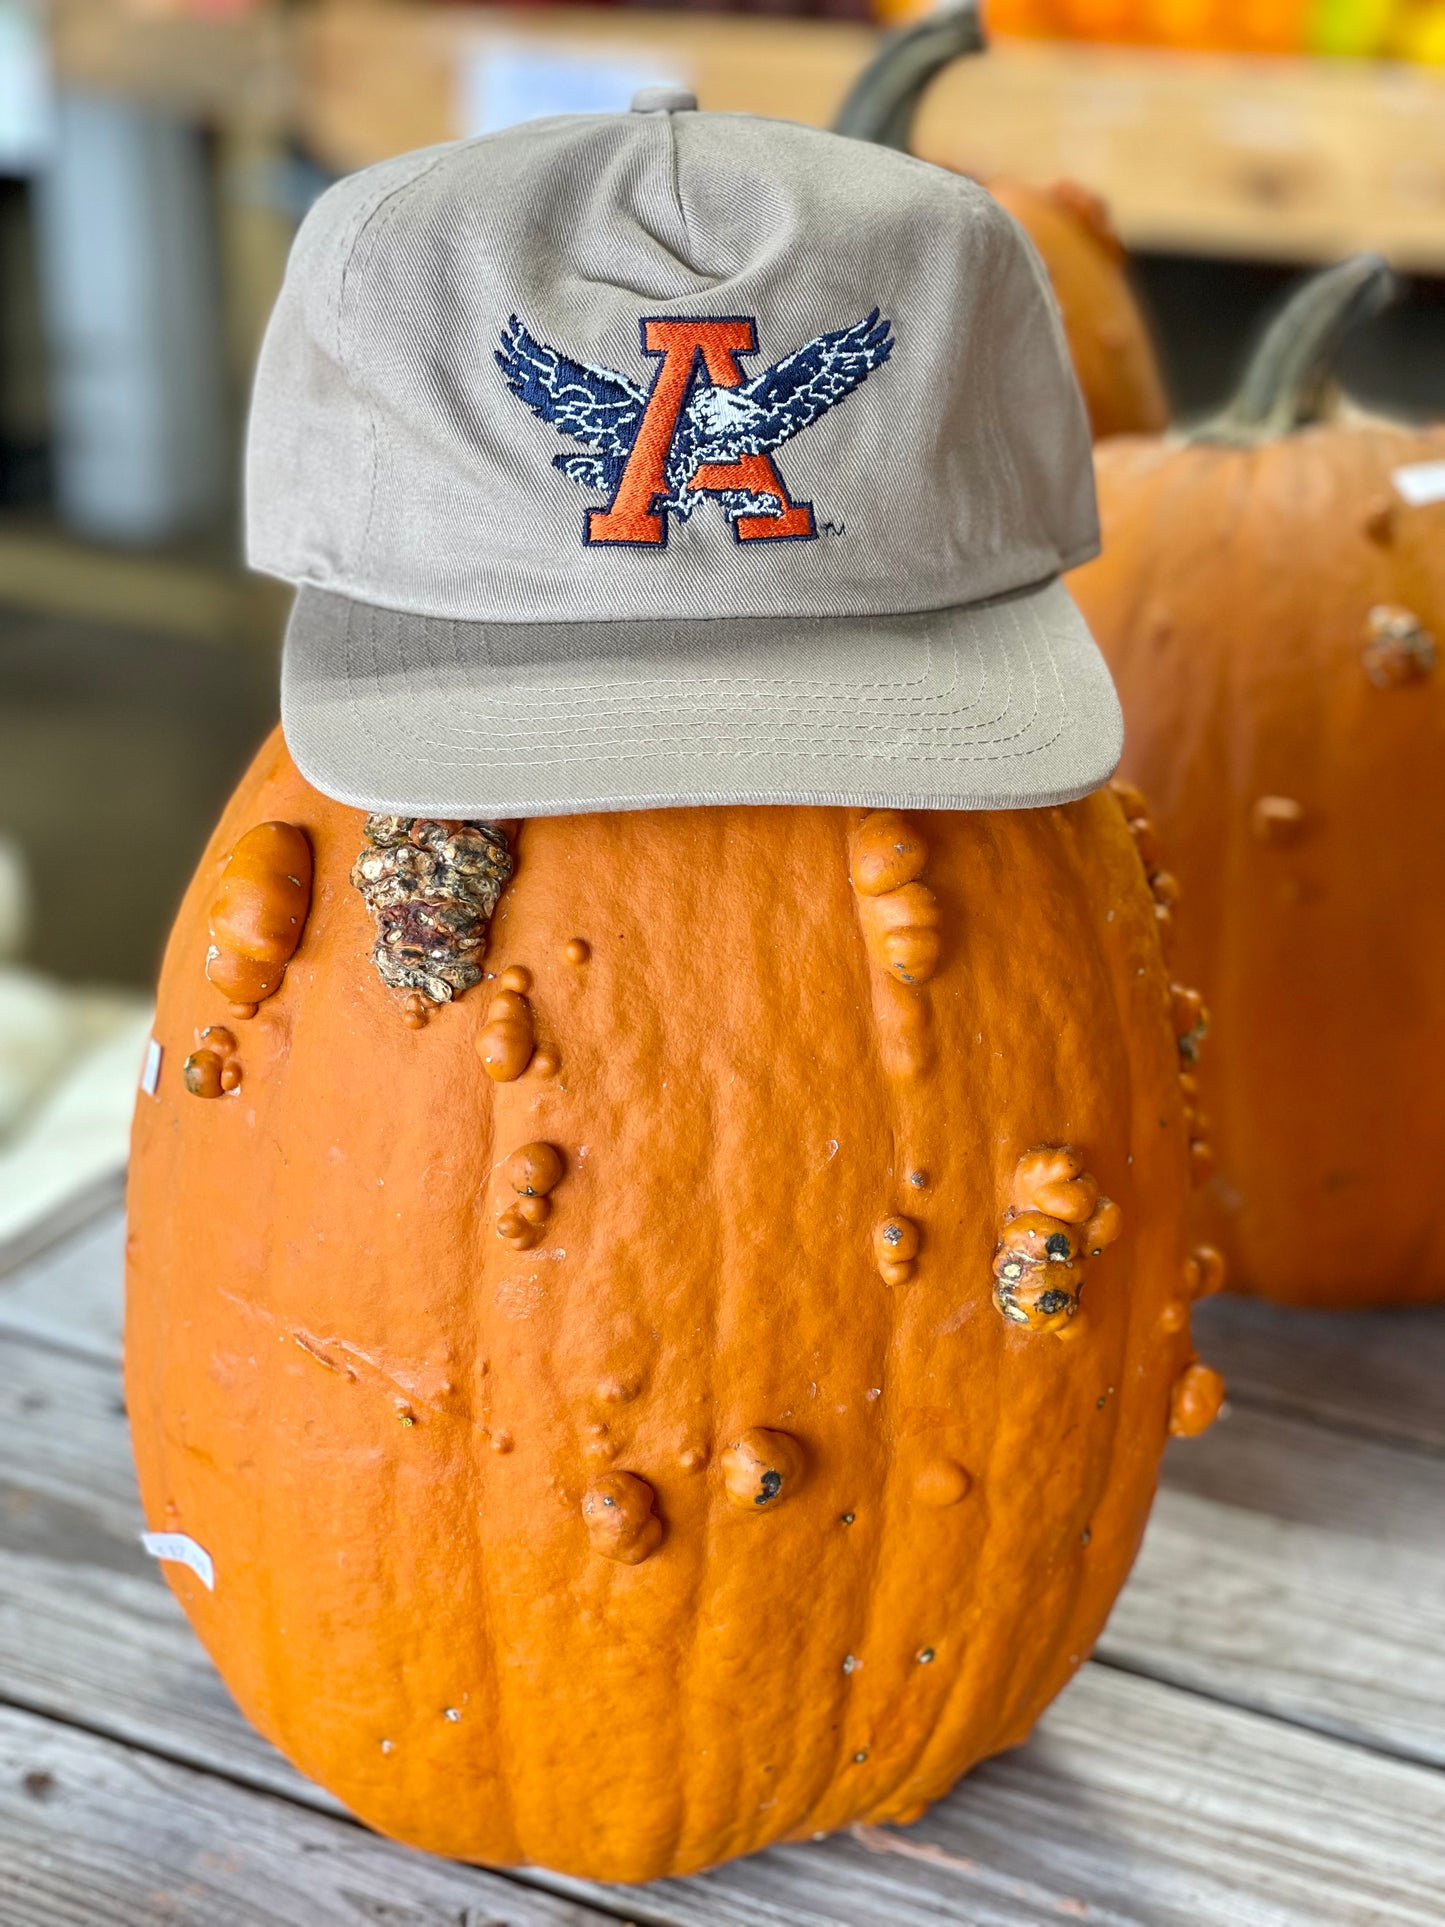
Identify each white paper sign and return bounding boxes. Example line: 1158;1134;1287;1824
461;42;689;137
141;1531;215;1591
1392;460;1445;508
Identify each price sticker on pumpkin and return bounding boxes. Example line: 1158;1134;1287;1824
141;1530;215;1591
140;1037;163;1098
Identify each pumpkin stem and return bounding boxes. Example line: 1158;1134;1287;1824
1195;254;1398;445
832;0;984;152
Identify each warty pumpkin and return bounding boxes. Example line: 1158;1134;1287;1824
834;2;1170;440
125;728;1219;1881
1070;254;1445;1307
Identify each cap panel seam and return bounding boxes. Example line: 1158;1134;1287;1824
332;152;452;376
336;150;456;580
666;113;688;255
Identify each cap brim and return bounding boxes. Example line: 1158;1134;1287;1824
280;577;1122;818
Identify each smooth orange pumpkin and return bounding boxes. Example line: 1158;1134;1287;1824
834;5;1169;440
983;0;1313;53
1071;255;1445;1307
126;729;1214;1880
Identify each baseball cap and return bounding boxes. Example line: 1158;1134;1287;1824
248;89;1120;818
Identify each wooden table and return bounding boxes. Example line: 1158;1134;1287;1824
3;1204;1443;1924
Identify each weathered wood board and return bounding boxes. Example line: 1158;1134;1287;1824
3;1213;1444;1925
0;1200;125;1360
1195;1291;1445;1451
0;1704;626;1927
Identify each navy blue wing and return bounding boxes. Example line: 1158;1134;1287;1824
707;310;894;460
552;452;626;493
495;316;648;459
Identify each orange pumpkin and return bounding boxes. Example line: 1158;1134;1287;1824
984;0;1312;52
834;4;1169;439
126;729;1214;1880
1071;254;1445;1307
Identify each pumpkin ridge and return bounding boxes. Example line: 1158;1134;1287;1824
855;814;1029;1797
982;835;1113;1747
657;821;738;1870
913;800;1162;1779
879;815;1024;1797
532;814;711;1874
452;978;519;1864
366;801;522;1861
809;1231;897;1825
1041;806;1170;1699
474;939;541;1871
669;1039;726;1873
815;813;928;1826
698;810;888;1855
1057;818;1140;1659
829;809;973;1824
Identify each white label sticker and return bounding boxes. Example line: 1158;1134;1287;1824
1392;460;1445;507
460;42;688;137
141;1531;215;1591
140;1037;163;1097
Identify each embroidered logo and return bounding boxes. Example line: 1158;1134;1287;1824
496;310;893;546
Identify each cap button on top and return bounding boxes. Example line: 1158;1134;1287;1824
630;85;698;115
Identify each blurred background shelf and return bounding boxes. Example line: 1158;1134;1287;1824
46;0;1445;270
48;0;296;131
0;519;286;647
909;37;1445;269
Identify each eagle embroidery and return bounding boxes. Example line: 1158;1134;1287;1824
495;310;893;546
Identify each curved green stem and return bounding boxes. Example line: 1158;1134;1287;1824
1195;253;1399;445
832;1;985;153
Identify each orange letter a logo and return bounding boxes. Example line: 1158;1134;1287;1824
586;319;813;547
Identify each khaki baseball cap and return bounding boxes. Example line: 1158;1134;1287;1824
249;90;1120;817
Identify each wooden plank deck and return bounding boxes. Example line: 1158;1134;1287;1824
2;1205;1442;1925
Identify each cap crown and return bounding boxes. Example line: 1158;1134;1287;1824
248;110;1098;625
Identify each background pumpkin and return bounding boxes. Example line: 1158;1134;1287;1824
126;728;1214;1882
834;2;1170;440
980;0;1314;53
1070;254;1445;1307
